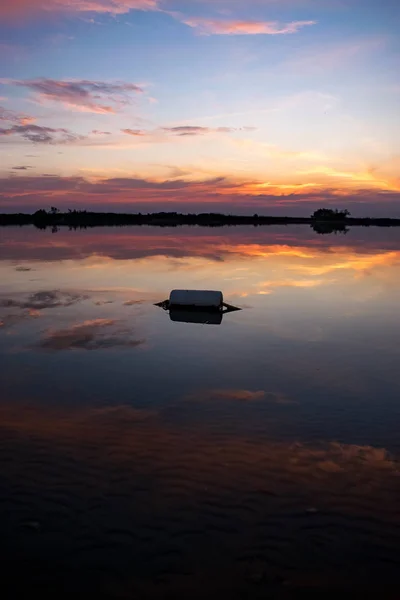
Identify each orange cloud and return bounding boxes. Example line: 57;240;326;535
121;128;148;136
297;165;399;191
1;172;400;214
179;17;316;35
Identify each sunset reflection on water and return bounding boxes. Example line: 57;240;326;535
1;225;400;598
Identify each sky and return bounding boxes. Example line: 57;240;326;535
0;0;399;215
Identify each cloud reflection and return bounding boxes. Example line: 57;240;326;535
0;290;87;310
37;318;145;351
187;389;293;403
2;227;400;265
0;391;398;594
0;401;397;500
0;309;40;329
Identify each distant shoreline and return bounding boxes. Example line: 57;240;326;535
1;211;400;230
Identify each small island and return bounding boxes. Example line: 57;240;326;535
0;207;400;233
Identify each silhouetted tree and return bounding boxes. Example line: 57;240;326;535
311;222;349;235
33;209;47;218
312;208;350;220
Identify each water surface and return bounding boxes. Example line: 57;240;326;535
1;226;399;598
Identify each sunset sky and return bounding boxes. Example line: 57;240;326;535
0;0;399;215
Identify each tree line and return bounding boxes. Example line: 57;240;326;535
0;207;399;233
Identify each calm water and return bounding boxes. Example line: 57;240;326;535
1;225;400;599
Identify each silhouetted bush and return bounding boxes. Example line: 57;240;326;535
312;208;350;220
311;222;349;235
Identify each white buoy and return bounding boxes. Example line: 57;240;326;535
169;289;223;309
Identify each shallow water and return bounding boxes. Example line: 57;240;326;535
1;225;400;598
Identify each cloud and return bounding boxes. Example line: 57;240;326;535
161;125;255;136
1;79;144;114
0;0;159;20
12;165;33;170
179;17;316;35
0;105;35;126
37;318;145;351
0;173;231;201
0;124;82;144
0;290;87;310
187;389;294;403
0;0;317;52
121;128;148;136
120;125;257;139
1;173;400;216
91;129;112;135
163;126;229;136
296;165;397;190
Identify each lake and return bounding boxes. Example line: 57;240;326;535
1;225;399;599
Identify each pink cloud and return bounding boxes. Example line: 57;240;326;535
121;125;257;138
1;174;400;218
92;130;112;135
161;125;243;136
0;0;159;20
0;106;36;126
0;79;144;114
179;17;316;35
0;0;317;43
121;128;148;136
